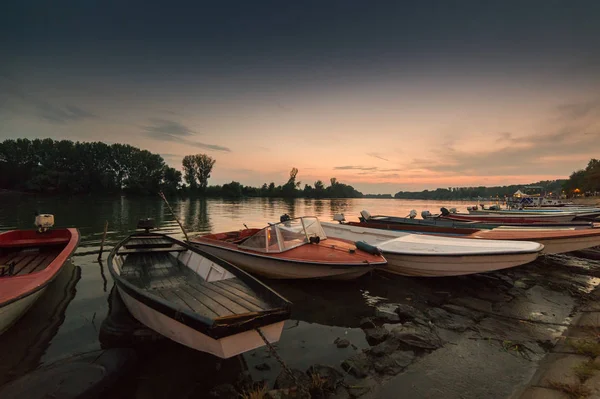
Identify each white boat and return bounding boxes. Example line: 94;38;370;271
321;222;543;277
467;207;600;218
108;221;292;359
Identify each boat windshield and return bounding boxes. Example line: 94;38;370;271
238;216;327;253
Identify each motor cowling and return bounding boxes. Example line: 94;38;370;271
35;214;54;232
333;213;346;223
360;210;372;221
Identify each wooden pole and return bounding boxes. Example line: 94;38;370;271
97;220;109;261
159;191;190;242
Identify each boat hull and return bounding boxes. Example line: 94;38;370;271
321;222;542;277
0;288;46;334
382;252;540;277
472;231;600;255
190;242;375;280
117;286;285;358
345;221;600;255
441;213;576;223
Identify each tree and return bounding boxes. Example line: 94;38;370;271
182;155;197;189
314;180;326;198
181;154;216;192
161;166;182;194
221;181;243;197
282;167;300;197
194;154;216;192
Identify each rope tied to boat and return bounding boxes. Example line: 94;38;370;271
255;327;308;394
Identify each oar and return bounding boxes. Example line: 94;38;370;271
158;191;190;242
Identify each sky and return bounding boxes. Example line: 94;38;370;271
1;0;599;194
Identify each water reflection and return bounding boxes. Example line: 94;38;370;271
329;199;353;219
0;194;499;392
281;198;296;217
0;261;81;386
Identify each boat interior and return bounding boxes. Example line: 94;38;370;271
202;229;261;244
0;242;67;278
113;235;277;321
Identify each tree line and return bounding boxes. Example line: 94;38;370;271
394;180;567;200
0;138;181;195
0;138;364;198
563;159;600;196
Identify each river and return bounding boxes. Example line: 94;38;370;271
3;194;595;398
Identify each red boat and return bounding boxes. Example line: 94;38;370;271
191;216;387;280
0;224;80;334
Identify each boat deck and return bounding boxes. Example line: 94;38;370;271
0;246;62;277
120;251;273;319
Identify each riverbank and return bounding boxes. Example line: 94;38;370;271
193;248;600;398
250;248;600;398
513;282;600;399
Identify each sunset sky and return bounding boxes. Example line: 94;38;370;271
1;1;599;194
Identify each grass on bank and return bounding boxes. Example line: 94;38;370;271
573;359;600;382
547;380;591;399
568;338;600;358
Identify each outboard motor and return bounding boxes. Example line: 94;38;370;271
421;210;432;219
407;209;417;219
280;214;291;223
440;207;450;216
333;213;346;223
360;210;372;221
137;218;156;233
34;213;54;233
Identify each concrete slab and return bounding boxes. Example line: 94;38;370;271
578;312;600;328
518;386;569;399
528;353;587;388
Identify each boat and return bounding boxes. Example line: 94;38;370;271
358;210;595;231
108;219;292;359
0;215;80;335
331;216;600;255
466;206;600;219
320;222;543;277
190;216;387;280
0;259;80;386
424;208;577;223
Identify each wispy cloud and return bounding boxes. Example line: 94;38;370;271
410;98;600;176
334;165;378;171
0;74;96;124
367;152;390;162
142;118;231;152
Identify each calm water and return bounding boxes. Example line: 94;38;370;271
0;194;488;394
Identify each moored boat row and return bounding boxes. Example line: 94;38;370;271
3;204;599;362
